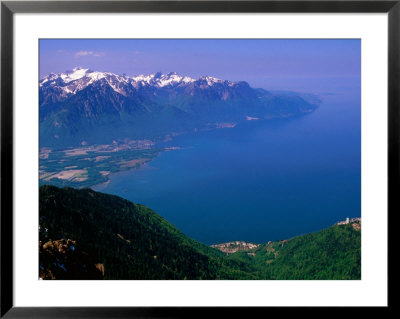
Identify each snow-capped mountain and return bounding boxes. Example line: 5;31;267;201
39;67;233;101
39;67;320;148
132;71;196;87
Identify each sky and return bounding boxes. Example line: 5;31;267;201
39;39;360;93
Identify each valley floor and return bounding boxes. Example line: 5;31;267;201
39;140;161;189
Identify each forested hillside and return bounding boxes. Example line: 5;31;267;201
39;185;361;280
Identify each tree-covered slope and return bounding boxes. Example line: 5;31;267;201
39;185;360;280
226;223;361;280
39;185;251;279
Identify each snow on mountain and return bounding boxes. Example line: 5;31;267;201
199;75;224;86
40;67;132;96
156;72;196;87
60;67;92;83
39;67;236;97
131;71;195;87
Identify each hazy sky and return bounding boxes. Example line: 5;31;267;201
40;39;360;93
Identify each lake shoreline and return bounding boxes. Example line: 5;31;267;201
87;93;361;245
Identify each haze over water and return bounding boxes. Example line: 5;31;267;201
93;89;361;245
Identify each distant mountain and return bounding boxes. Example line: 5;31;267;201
39;67;320;148
39;185;361;280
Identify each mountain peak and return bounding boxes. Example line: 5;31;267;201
60;67;92;83
199;75;224;86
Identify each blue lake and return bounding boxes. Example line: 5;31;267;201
93;92;361;245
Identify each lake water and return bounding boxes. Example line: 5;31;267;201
93;92;361;245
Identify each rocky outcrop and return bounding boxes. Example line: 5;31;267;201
39;238;104;280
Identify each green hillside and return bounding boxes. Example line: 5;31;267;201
39;185;361;280
225;224;361;280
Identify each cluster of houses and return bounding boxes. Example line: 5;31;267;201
337;217;361;226
211;241;260;255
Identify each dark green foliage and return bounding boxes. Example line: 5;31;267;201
225;225;361;280
261;225;361;279
39;185;239;279
39;185;361;280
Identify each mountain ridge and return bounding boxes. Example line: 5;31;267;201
39;67;244;98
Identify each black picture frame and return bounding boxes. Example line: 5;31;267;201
1;0;395;317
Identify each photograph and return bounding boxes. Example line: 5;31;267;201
38;38;361;280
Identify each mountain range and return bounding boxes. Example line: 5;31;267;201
39;67;320;148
